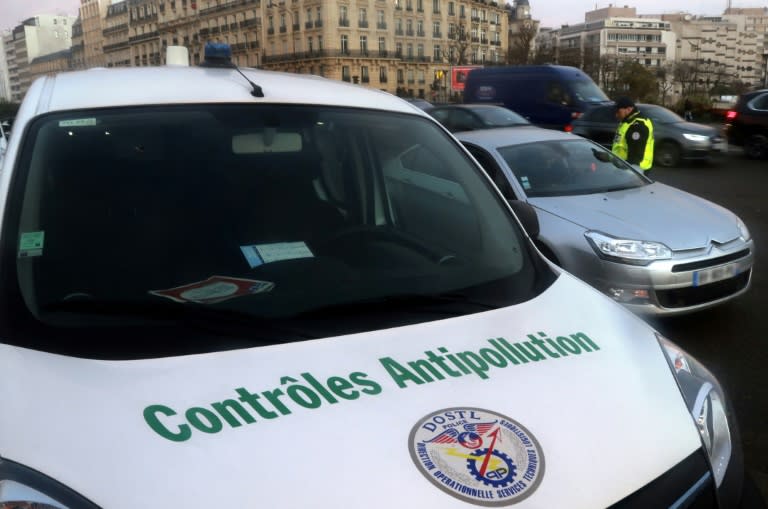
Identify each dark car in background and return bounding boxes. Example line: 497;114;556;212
725;89;768;159
572;103;726;167
402;97;434;111
428;104;530;132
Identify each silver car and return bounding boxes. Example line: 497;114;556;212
456;126;754;316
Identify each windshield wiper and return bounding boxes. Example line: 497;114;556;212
297;292;498;319
42;298;317;340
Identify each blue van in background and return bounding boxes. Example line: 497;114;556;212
463;65;612;131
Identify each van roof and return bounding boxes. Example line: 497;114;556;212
466;65;590;79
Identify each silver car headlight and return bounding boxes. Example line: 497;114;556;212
736;219;751;241
657;334;732;487
0;457;97;509
683;133;710;142
585;230;672;266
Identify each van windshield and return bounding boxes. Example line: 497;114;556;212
4;105;555;358
571;80;610;103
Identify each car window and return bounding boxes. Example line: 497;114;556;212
547;82;573;106
6;104;554;354
450;109;481;131
642;105;683;124
586;106;616;123
463;144;516;199
474;107;529;127
749;93;768;111
570;80;609;102
497;139;647;198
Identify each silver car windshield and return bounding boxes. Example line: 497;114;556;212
7;105;554;356
498;139;648;198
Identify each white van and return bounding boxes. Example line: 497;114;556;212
0;45;760;508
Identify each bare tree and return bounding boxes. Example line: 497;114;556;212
446;22;472;65
507;20;538;65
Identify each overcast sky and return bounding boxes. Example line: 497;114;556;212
0;0;762;33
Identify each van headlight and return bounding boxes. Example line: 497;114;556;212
585;231;672;266
0;457;96;509
657;335;732;487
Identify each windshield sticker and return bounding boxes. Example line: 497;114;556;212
58;118;97;127
149;275;274;304
520;176;531;190
240;242;313;268
18;231;45;258
142;331;600;443
409;408;545;506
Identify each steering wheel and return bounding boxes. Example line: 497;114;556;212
315;225;454;264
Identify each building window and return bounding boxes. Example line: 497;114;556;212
433;44;441;60
341;34;349;53
308;37;313;51
407;43;413;57
448;1;455;15
417;43;424;57
360;35;368;53
379;66;387;82
318;35;323;49
378;36;386;51
342;65;351;81
361;66;369;83
433;21;440;37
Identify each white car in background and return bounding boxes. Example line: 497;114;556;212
0;44;761;508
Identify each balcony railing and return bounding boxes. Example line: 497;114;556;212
379;76;388;83
359;20;369;28
432;31;442;38
377;22;387;29
279;26;287;33
129;31;159;43
314;20;322;27
199;0;259;16
339;18;350;27
305;21;313;28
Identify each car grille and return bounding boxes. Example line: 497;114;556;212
671;249;751;272
608;449;716;508
656;270;750;308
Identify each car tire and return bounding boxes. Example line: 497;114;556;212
744;134;768;159
655;142;681;168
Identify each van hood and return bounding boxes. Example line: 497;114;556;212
529;182;742;251
0;275;702;508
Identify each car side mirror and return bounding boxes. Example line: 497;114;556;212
507;200;539;239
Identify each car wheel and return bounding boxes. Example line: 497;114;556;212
744;134;768;159
655;142;681;167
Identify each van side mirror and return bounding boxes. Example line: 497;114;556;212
507;200;539;239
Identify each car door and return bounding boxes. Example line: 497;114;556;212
581;105;617;148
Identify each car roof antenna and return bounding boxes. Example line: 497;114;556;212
199;42;264;98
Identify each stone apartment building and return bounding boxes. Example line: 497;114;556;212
55;0;511;100
0;15;77;102
536;5;767;99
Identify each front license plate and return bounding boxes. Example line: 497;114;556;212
692;263;738;287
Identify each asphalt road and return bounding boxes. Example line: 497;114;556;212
642;150;768;504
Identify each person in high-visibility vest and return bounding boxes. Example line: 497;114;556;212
612;96;654;172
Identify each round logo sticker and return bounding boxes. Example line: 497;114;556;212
409;407;545;506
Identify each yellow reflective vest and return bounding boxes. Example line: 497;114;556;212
612;111;654;170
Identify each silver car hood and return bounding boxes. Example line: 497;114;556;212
528;182;742;250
